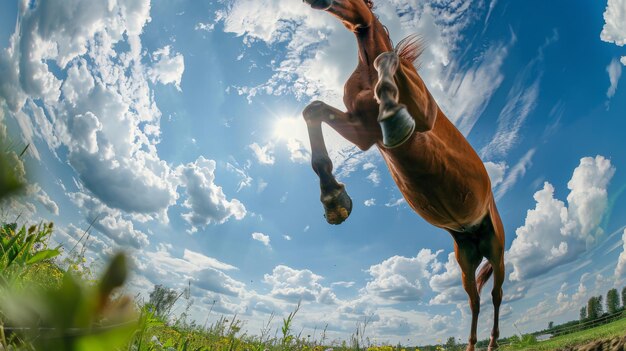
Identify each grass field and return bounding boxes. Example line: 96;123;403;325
502;316;626;351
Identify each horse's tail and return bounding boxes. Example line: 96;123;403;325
476;261;493;294
395;34;425;67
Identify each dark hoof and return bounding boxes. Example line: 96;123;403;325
304;0;332;10
379;105;415;148
321;185;352;225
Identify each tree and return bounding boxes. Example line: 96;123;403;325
445;337;462;351
606;288;620;314
147;284;181;320
622;286;626;309
587;296;603;320
548;321;554;329
580;306;587;321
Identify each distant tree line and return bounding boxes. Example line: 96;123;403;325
578;286;626;321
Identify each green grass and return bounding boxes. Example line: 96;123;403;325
502;316;626;351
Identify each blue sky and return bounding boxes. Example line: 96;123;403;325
1;0;626;346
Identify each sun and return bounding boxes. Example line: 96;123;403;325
273;117;303;141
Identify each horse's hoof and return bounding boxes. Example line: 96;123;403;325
321;185;352;225
304;0;333;10
379;105;416;148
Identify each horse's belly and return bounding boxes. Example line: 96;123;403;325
379;132;491;232
403;182;489;232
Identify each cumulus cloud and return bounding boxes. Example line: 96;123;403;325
0;0;185;223
177;157;246;233
263;265;338;304
507;156;615;281
600;0;626;47
429;252;466;305
69;192;149;249
365;249;442;302
27;184;59;215
252;232;271;246
148;45;185;90
606;58;623;98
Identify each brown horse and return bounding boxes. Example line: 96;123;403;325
300;1;505;350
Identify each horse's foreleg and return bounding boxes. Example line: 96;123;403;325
373;52;416;148
453;238;483;351
303;0;373;29
303;101;355;225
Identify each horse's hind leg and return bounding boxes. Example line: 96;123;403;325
303;101;364;225
452;234;483;351
373;52;416;148
478;201;506;351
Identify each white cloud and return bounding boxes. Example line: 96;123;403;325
365;249;442;302
52;223;113;257
484;161;507;188
226;162;253;192
183;249;238;271
263;265;338;304
507;156;615;281
69;192;149;249
481;75;540;159
494;148;535;200
621;57;626;66
600;0;626;47
429;252;465;305
615;229;626;277
249;142;275;165
364;198;376;207
385;198;406;207
606;58;623;98
136;245;244;297
282;234;291;241
195;22;215;32
331;281;355;288
0;0;185;222
252;232;271;246
148;45;185;90
177;157;247;232
28;184;59;215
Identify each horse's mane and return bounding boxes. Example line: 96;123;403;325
395;34;425;68
367;1;424;68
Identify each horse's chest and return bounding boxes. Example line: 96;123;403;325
343;69;378;119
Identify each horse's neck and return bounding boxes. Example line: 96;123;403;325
355;21;393;68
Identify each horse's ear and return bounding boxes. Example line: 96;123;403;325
364;0;374;9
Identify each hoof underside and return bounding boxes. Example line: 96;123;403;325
321;186;352;225
304;0;332;10
379;105;416;148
